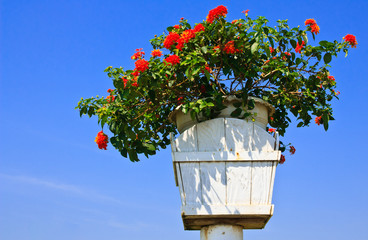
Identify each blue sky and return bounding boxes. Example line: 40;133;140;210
1;0;367;239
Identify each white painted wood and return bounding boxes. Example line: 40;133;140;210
200;225;243;240
267;162;277;204
182;204;273;215
200;162;226;205
225;118;253;151
197;118;226;152
250;162;273;205
171;116;280;230
173;151;280;162
175;163;185;205
180;162;202;206
226;162;252;205
252;124;275;151
175;125;197;152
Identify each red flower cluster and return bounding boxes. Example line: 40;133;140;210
134;59;149;72
151;49;163;57
194;23;205;33
242;9;249;15
95;131;108;150
106;95;115;103
283;52;291;60
122;77;128;88
295;41;305;53
131;48;145;60
344;34;357;48
328;76;335;81
289;146;296;155
173;25;180;29
333;90;340;96
280;154;285;164
223;41;241;54
268;128;276;133
305;19;320;35
107;89;113;93
315;116;322;125
177;96;184;104
164;54;181;66
207;5;228;23
269;47;274;54
163;32;180;49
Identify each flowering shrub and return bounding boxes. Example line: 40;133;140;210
76;5;357;162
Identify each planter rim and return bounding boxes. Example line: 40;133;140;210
168;95;275;124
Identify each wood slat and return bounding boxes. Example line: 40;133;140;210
226;162;252;205
173;151;280;162
200;162;226;205
197;118;226;152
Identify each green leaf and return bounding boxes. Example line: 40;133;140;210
323;53;332;64
290;39;297;49
230;108;242;117
302;34;308;44
201;46;208;54
297;122;303;127
251;42;259;54
322;114;329;131
143;143;156;151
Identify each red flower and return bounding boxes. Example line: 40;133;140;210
106;95;115;103
223;40;241;54
295;41;305;53
173;25;180;29
280;154;285;164
270;116;274;121
289;146;296;155
95;131;109;150
164;54;181;66
231;19;238;24
334;90;340;96
107;89;113;93
269;47;274;54
315;116;322;125
163;32;180;49
311;24;320;34
122;77;128;88
264;60;270;65
180;29;196;43
283;52;291;60
268;128;276;133
134;59;149;72
328;76;335;81
207;5;228;23
343;34;357;48
242;9;249;15
151;49;163;57
305;19;320;35
304;19;316;26
131;70;140;77
176;38;185;51
177;96;184;104
131;48;145;60
193;23;205;33
132;82;139;87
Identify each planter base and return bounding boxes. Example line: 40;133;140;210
183;205;273;230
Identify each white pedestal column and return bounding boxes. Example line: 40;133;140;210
200;225;243;240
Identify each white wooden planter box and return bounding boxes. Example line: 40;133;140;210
171;118;280;230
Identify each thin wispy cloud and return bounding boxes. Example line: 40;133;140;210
0;173;127;205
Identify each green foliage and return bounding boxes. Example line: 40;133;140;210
76;9;354;161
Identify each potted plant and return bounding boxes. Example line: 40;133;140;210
76;4;357;236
